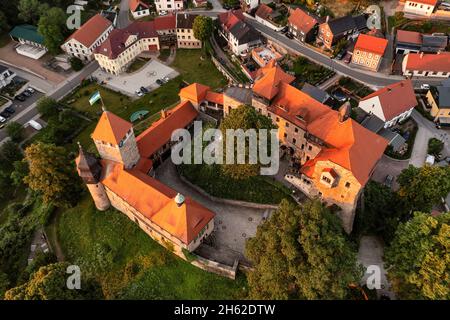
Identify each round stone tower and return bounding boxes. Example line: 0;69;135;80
75;143;111;211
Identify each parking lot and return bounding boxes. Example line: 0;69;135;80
93;59;179;97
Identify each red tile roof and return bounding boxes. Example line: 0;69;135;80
96;21;158;59
288;8;318;35
255;4;273;20
218;9;245;31
66;14;112;48
179;83;211;103
405;52;450;73
136;100;199;159
205;91;224;105
91;111;132;145
154;14;176;31
101;161;214;245
361;80;417;121
354;34;388;55
396;29;422;45
129;0;149;12
409;0;438;6
253;61;295;100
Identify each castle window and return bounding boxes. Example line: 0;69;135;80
308;145;312;151
345;182;351;188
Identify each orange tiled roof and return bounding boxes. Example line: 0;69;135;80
253;61;295;100
409;0;438;5
354;34;388;55
91;111;132;145
205;91;224;105
179;83;211;103
101;161;214;244
256;4;273;20
405;52;450;73
136;100;199;159
129;0;149;12
154;14;176;30
66;14;112;48
361;80;417;121
288;8;318;35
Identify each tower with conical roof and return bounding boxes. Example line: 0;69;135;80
75;143;111;211
91;110;140;169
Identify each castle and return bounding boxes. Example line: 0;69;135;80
75;100;214;256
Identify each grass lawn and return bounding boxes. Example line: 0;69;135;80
179;163;294;205
0;96;9;107
55;196;247;299
126;58;149;73
158;49;171;62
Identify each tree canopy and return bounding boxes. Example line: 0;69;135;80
385;212;450;300
192;15;213;45
18;0;49;24
246;199;362;299
23;142;82;207
37;7;67;55
5;122;24;143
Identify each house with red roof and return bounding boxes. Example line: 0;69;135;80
76;99;214;257
351;34;388;71
402;52;450;78
358;80;417;128
255;4;285;32
94;21;160;75
129;0;150;19
287;7;319;43
217;9;246;42
61;14;113;61
404;0;438;17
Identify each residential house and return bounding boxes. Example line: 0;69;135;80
154;0;184;13
358;80;417;128
426;79;450;127
395;29;423;54
255;4;284;31
62;14;113;61
402;52;450;78
154;14;177;47
351;34;388;71
318;15;367;49
287;7;319;43
404;0;438;17
9;25;47;59
129;0;150;19
241;0;259;12
179;83;225;113
94;21;160;75
76;100;214;258
301;83;331;104
218;9;246;42
176;13;202;49
229;20;262;56
421;34;448;53
0;65;16;89
251;45;282;67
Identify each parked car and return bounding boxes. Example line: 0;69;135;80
420;84;430;90
26;87;35;94
0;123;5;129
332;89;348;102
0;111;10;119
425;154;435;165
163;76;170;83
140;86;148;93
384;175;394;188
27;120;42;131
5;106;15;114
279;26;288;33
343;53;352;64
15;94;26;102
159;10;168;16
156;79;164;85
135;89;143;97
0;116;6;123
285;32;294;39
22;90;32;97
335;50;346;60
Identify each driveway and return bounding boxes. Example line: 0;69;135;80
371;155;409;190
155;160;271;259
358;236;395;299
93;59;179;97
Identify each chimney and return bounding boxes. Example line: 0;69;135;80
161;108;167;119
326;15;330;23
174;193;185;207
338;102;351;123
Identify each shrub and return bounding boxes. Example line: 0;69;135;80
70;57;84;71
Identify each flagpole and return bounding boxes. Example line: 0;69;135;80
100;94;106;111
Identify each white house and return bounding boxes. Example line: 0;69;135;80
403;0;438;17
61;14;113;61
154;0;184;13
358;80;418;128
129;0;150;19
228;21;262;56
242;0;259;12
254;4;285;32
0;65;16;89
402;52;450;78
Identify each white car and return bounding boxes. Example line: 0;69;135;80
27;120;42;131
163;76;170;82
27;87;35;94
159;10;168;16
420;84;430;90
135;89;143;97
0;116;6;123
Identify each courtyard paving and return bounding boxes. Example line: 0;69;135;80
93;59;179;97
371;155;409;191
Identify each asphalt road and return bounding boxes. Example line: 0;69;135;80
117;0;131;28
0;62;99;143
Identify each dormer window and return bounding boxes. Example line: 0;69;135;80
320;168;338;188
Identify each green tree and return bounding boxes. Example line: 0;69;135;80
219;105;276;180
23;142;82;207
69;57;84;71
0;141;23;171
427;138;444;156
246;199;362;299
0;272;9;300
397;165;450;213
18;0;48;24
385;212;450;300
10;160;30;187
4;262;102;300
5;122;24;142
37;96;60;118
37;7;67;55
192;15;213;49
0;171;13;201
0;11;10;33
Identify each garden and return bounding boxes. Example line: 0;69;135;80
287;56;335;87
